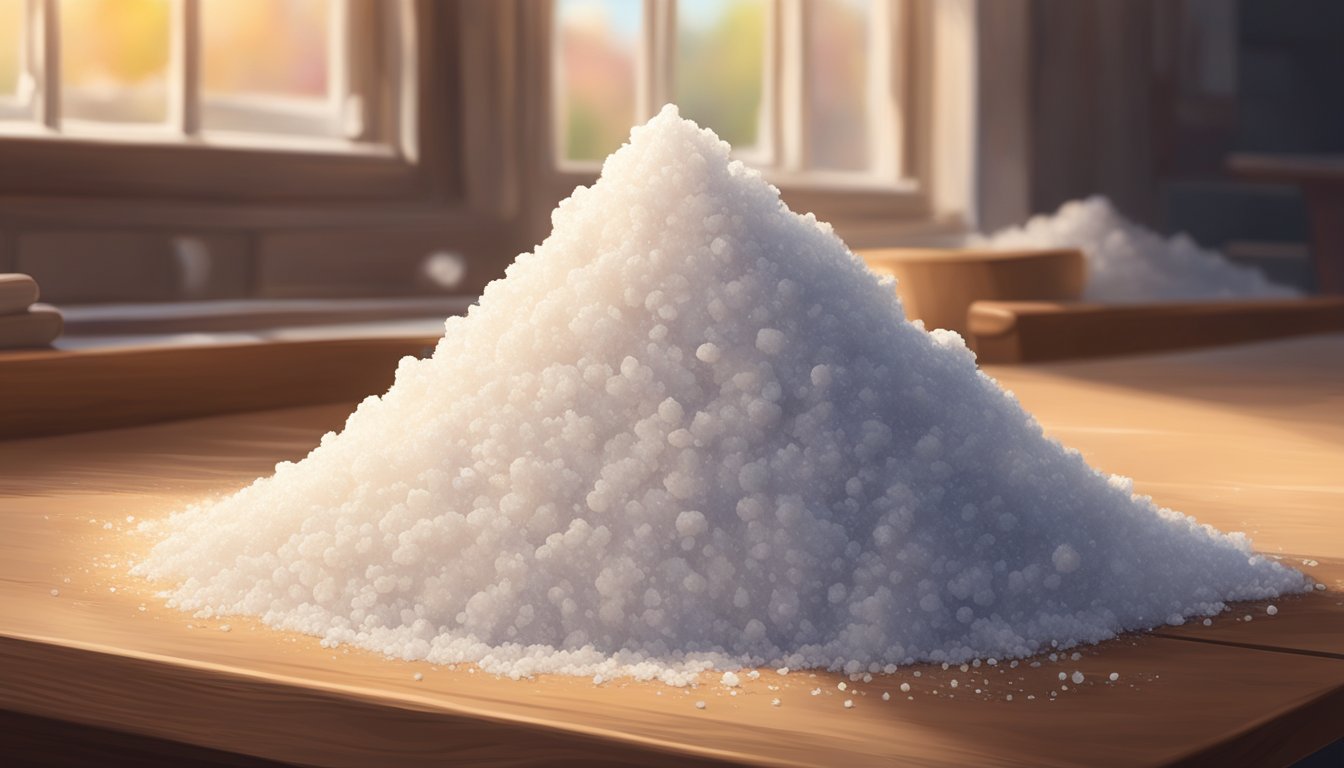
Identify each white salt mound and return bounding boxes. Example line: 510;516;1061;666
973;196;1298;303
134;106;1308;686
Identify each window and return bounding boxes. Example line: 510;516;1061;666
553;0;907;189
0;0;388;149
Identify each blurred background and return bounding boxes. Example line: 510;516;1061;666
0;0;1340;328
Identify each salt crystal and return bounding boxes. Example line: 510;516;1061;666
133;105;1311;687
776;667;789;676
1071;671;1084;684
837;682;847;691
49;589;59;597
882;692;891;701
413;672;423;682
1108;672;1119;682
695;701;706;710
771;698;781;707
899;683;911;693
721;671;740;687
843;699;854;709
1266;605;1278;616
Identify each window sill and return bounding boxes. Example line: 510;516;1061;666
0;123;397;158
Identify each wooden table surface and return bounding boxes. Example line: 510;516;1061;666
2;335;1343;767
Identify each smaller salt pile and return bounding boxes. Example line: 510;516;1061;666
973;196;1298;303
136;107;1308;685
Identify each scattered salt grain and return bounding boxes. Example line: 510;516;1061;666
843;699;854;709
882;692;891;701
695;701;706;710
1108;673;1119;682
899;683;911;693
721;671;740;687
1266;605;1278;616
413;672;423;682
837;682;847;691
49;589;59;597
1071;671;1084;684
771;698;781;707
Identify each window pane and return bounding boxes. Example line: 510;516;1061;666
60;0;171;124
200;0;333;136
201;0;330;100
806;0;871;172
675;0;766;150
0;0;22;97
557;0;640;163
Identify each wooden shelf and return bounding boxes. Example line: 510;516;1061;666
0;335;439;439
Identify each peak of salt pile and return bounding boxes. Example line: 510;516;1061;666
974;196;1298;303
136;106;1307;685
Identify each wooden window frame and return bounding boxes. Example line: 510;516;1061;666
0;0;454;205
0;0;1029;306
528;0;997;246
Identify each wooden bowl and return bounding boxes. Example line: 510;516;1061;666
859;247;1086;334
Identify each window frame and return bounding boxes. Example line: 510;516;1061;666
0;0;445;204
532;0;980;245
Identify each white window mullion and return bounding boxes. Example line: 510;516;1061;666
756;0;779;167
330;0;363;138
638;0;666;122
34;0;58;128
869;0;900;181
172;0;201;136
778;0;804;173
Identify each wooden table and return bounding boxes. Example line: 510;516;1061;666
2;335;1343;766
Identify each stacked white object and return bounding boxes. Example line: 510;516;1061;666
136;107;1308;685
0;274;62;348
